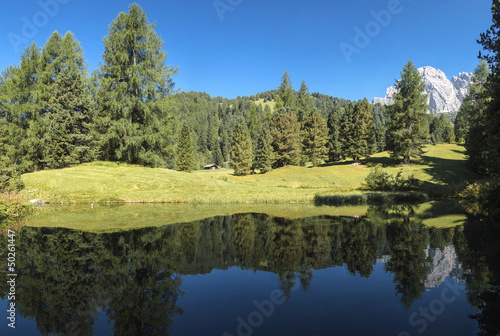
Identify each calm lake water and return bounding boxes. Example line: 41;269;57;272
1;203;499;336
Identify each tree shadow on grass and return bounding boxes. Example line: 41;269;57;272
418;153;477;196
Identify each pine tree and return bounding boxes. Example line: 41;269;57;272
96;3;178;166
270;108;301;167
230;123;253;176
302;109;329;166
387;60;429;165
255;128;274;173
177;124;195;172
327;107;344;162
296;81;313;123
274;70;295;111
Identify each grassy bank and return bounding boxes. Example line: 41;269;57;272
21;144;475;204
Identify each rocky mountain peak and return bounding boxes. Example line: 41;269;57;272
373;66;474;113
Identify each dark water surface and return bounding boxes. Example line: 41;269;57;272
1;203;499;336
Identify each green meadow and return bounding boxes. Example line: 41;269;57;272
21;144;475;204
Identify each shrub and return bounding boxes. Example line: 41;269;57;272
365;167;392;191
365;167;420;191
0;192;35;224
0;169;25;192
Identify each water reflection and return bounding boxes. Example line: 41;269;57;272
0;204;498;335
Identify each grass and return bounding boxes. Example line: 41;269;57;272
21;144;475;204
254;98;276;111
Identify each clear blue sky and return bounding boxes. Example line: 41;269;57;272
0;0;493;101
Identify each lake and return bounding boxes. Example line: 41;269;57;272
1;202;499;335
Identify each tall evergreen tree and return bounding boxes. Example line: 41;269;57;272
0;43;41;172
212;147;224;167
345;98;374;162
39;32;94;168
270;108;301;167
255;128;274;173
296;80;313;123
176;124;195;172
372;104;388;153
327;107;344;162
96;3;177;166
274;70;295;111
387;60;429;164
230;123;253;176
478;1;500;174
455;60;490;174
302;109;329;166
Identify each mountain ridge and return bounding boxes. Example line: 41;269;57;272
373;66;473;113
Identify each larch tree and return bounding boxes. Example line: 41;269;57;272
302;109;329;166
387;60;429;165
96;3;177;166
230;123;253;176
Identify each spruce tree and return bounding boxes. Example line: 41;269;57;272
296;80;313;123
455;60;490;174
274;70;295;111
387;60;429;164
339;103;355;160
478;2;500;174
212;147;224;167
177;124;195;172
255;128;274;173
302;109;329;166
348;98;374;162
270;108;301;167
230;123;253;176
39;32;94;168
0;43;41;172
96;3;177;166
327;107;344;162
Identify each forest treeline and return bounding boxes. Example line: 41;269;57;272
0;3;457;178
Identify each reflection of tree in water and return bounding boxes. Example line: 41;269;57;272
385;215;431;310
5;207;500;334
99;229;184;336
15;228;100;336
453;216;500;335
232;214;256;267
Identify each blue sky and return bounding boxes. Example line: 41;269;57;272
0;0;493;101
